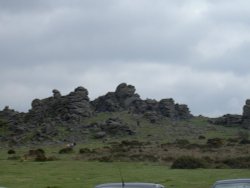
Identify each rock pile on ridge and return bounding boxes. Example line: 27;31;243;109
0;83;192;144
27;86;92;124
209;99;250;129
92;83;191;120
1;83;192;126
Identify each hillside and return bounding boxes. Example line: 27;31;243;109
1;83;250;169
0;83;193;145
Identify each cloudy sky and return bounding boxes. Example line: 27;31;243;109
1;0;250;117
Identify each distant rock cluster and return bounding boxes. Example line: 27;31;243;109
1;83;191;125
0;83;192;144
209;99;250;129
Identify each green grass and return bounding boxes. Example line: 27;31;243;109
0;160;250;188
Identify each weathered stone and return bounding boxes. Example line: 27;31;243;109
94;131;106;139
92;83;192;120
208;114;242;126
158;99;176;118
99;117;135;136
92;83;140;112
144;111;160;123
28;87;92;123
175;104;192;120
242;99;250;128
115;83;136;98
53;89;61;98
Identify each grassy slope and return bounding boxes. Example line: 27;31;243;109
81;112;250;144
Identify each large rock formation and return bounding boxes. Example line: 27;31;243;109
92;83;192;121
0;83;192;144
27;86;92;123
91;83;141;112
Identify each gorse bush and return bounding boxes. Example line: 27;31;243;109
7;149;16;154
222;156;250;168
171;156;207;169
207;138;224;148
59;147;74;154
175;139;190;145
79;148;92;154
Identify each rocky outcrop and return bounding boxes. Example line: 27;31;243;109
92;117;135;138
27;86;92;123
158;99;176;118
242;100;250;128
209;99;250;129
91;83;141;112
208;114;242;126
0;83;192;144
92;83;192;121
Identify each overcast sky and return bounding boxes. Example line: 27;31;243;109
1;0;250;117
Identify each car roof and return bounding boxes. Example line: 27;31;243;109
95;182;165;188
214;179;250;184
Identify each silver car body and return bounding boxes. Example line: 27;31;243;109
95;183;165;188
212;179;250;188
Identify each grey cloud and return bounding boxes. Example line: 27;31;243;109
0;0;202;65
1;0;250;116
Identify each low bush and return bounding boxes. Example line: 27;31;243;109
175;139;190;146
98;156;113;162
227;138;239;143
59;147;74;154
239;139;250;144
29;149;45;156
79;148;91;154
198;135;206;140
207;138;224;148
171;156;207;169
35;153;47;162
222;156;250;168
8;149;16;154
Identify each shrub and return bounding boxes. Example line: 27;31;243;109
175;139;190;145
161;156;174;162
29;149;45;156
198;135;206;140
36;148;45;154
35;153;47;162
222;157;250;168
238;131;249;140
59;147;74;154
227;138;239;143
239;139;250;144
207;138;224;148
120;140;144;147
8;149;16;154
79;148;91;154
171;156;207;169
98;156;113;162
